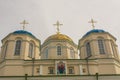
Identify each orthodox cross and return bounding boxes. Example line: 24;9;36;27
20;20;29;30
88;19;97;29
53;21;63;34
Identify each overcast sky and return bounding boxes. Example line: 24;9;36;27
0;0;120;51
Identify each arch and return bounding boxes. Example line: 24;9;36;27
56;43;63;46
97;36;104;39
84;40;90;44
29;40;36;45
15;37;23;40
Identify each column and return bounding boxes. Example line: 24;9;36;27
79;65;83;75
39;65;42;75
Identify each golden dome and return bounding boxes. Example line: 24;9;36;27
44;33;73;43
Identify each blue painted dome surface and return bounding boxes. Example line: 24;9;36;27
83;29;106;37
13;30;35;38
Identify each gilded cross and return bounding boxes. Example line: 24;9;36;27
20;20;29;30
53;21;63;34
88;19;97;29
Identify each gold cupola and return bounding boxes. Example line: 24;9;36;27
42;21;75;46
41;21;78;59
44;33;73;43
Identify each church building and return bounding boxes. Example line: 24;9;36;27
0;19;120;77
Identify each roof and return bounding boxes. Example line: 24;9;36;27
44;33;73;43
83;29;106;37
12;30;36;38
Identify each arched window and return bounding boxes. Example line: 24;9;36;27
3;43;8;59
14;40;21;55
45;48;48;59
86;42;91;57
70;48;74;59
111;42;116;57
98;39;105;54
28;43;34;58
1;42;8;59
57;45;62;55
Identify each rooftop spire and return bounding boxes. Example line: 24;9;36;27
88;19;97;29
53;21;63;34
20;20;29;30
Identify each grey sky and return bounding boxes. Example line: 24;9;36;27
0;0;120;51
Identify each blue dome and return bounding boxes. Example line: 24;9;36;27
83;29;106;37
12;30;36;38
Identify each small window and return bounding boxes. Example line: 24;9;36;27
14;40;21;55
86;42;91;57
83;68;86;73
1;43;8;59
48;67;54;74
36;68;40;73
57;46;61;55
70;48;75;59
28;43;34;58
45;48;48;59
111;42;116;57
68;67;74;74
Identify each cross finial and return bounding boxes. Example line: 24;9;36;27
20;20;29;30
88;19;97;29
53;21;63;34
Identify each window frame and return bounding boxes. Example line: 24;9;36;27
48;67;54;74
98;39;105;54
28;43;34;58
68;67;74;74
14;39;22;56
45;48;48;59
85;42;91;57
1;42;8;59
57;45;62;55
70;48;75;59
